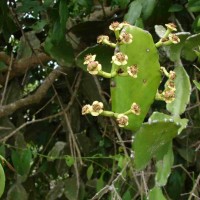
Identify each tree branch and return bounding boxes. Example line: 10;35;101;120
0;67;64;117
0;52;51;84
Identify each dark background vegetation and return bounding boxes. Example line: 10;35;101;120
0;0;199;199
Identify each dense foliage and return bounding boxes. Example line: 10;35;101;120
0;0;200;199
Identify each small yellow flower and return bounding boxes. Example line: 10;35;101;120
131;103;141;115
87;61;102;75
116;114;129;127
127;65;138;78
82;104;92;115
119;32;133;44
169;70;176;80
91;101;104;116
109;21;123;31
168;34;180;44
167;80;176;91
162;89;175;103
121;21;130;27
165;23;177;31
84;54;96;65
97;35;109;44
112;52;128;66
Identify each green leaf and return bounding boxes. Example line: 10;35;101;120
155;142;174;186
59;0;69;30
124;0;142;25
7;183;28;200
87;164;94;180
64;177;85;200
47;141;66;161
193;80;200;90
187;0;200;12
181;33;200;61
0;61;7;71
149;187;166;200
140;0;157;20
44;35;74;66
133;121;180;170
0;162;5;198
168;4;184;12
149;112;188;134
65;155;75;167
154;25;166;38
167;65;191;116
11;148;32;176
164;32;190;62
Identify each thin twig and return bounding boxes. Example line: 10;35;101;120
0;53;14;105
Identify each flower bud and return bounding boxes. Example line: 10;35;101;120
97;35;109;44
87;61;102;75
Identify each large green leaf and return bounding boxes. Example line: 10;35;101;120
167;65;191;116
149;186;166;200
155;142;174;186
0;161;5;198
133;121;180;170
111;25;161;131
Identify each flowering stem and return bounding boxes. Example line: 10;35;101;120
123;109;132;115
101;110;119;118
163;29;171;38
155;40;163;48
114;30;120;40
104;41;117;48
160;67;169;77
98;70;117;78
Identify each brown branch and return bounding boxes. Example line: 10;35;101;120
0;67;64;118
0;52;51;84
